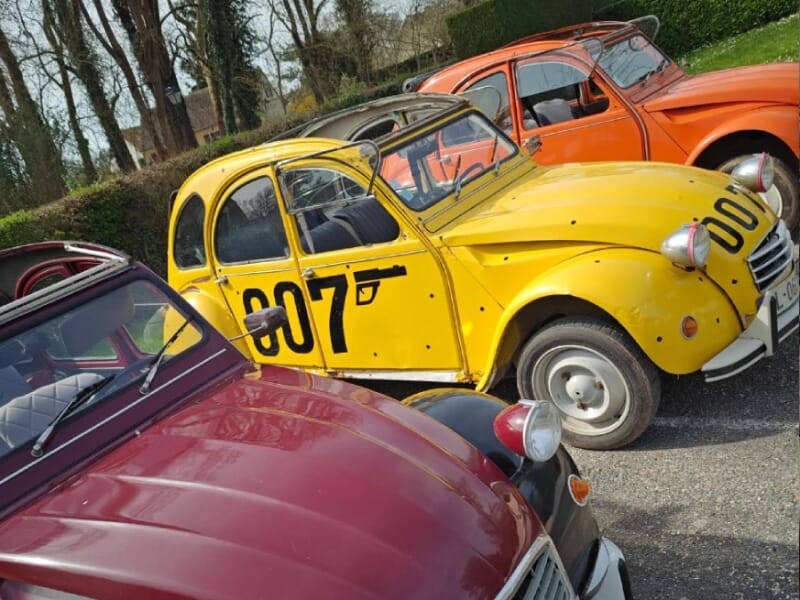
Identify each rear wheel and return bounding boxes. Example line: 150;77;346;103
516;316;660;450
716;154;799;232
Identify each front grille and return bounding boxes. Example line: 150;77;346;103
498;536;574;600
747;220;794;291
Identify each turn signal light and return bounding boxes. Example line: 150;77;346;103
680;316;698;339
568;474;591;507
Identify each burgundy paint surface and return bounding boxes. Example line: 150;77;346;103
0;366;542;599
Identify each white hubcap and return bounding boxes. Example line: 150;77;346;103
532;345;631;437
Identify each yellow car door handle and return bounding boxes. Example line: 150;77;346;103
302;268;316;280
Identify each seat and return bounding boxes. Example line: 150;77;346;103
532;99;575;126
0;366;31;408
334;198;399;245
301;218;360;254
0;372;104;451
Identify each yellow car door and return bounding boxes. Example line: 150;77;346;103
211;169;326;369
278;160;464;382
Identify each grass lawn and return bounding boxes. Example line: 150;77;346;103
681;13;799;73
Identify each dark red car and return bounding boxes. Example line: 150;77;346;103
0;242;630;599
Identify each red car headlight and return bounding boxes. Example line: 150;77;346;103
493;400;562;462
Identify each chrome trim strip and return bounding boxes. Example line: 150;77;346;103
0;349;229;487
63;243;127;262
329;369;461;382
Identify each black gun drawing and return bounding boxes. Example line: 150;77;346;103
353;265;408;306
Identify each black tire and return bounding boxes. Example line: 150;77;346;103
516;316;660;450
717;154;799;232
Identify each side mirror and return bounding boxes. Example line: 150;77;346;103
228;306;287;342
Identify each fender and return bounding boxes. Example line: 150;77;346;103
476;248;742;390
403;388;599;589
686;105;799;165
180;286;253;358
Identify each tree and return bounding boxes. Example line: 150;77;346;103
267;0;340;104
335;0;376;84
48;0;136;172
81;0;168;161
171;0;263;135
35;1;97;181
167;1;225;134
200;0;262;133
0;119;30;215
0;22;66;203
111;0;197;155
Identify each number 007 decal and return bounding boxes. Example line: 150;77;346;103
242;265;407;356
701;191;763;254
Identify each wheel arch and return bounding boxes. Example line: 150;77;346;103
474;249;743;390
479;294;621;389
691;128;798;171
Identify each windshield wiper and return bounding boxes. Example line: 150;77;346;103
31;375;115;458
488;134;500;175
451;154;464;198
139;316;193;395
638;57;670;85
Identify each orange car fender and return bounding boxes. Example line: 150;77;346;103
686;105;799;165
180;286;254;358
474;249;742;391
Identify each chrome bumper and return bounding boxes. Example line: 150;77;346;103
702;260;799;383
581;537;632;600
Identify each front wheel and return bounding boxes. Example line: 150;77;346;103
516;317;660;450
716;154;799;232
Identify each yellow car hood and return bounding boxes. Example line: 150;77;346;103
440;161;775;253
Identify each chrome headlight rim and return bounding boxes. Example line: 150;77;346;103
661;222;711;269
731;152;775;193
520;399;562;462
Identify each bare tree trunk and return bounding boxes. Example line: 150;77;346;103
165;0;225;135
83;0;167;162
274;0;338;103
201;0;237;133
195;16;225;134
0;24;67;202
49;0;136;172
40;2;97;181
112;0;197;155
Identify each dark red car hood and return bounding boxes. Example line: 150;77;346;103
645;62;799;111
0;367;537;599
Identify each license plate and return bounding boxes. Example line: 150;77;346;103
776;261;799;312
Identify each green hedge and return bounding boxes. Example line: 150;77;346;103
0;127;294;278
0;79;405;277
593;0;798;56
446;0;593;59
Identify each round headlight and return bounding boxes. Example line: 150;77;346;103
521;400;562;462
493;400;562;462
661;222;710;269
731;153;774;193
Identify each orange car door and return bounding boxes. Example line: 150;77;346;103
512;56;646;163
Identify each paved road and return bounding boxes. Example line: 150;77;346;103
368;333;798;599
567;333;799;600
